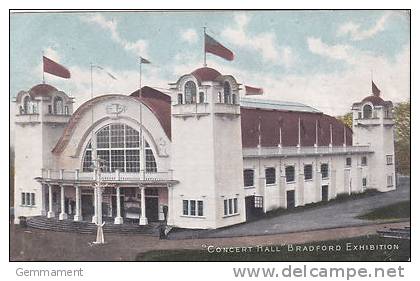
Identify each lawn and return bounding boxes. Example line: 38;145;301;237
136;235;410;262
357;201;410;220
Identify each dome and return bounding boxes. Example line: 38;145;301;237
360;95;393;107
29;83;58;98
191;67;222;82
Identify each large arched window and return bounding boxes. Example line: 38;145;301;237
82;123;157;173
184;81;197;104
363;104;372;119
53;96;64;115
223;81;231;104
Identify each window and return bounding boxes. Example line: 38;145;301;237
361;156;367;166
21;192;35;206
254;196;263;208
346;157;352;167
265;167;276;185
363;104;372;119
243;169;254;187
321;163;329;179
362;177;367;187
182;199;204;217
23;96;30;114
232;93;237;105
387;175;393;187
48;105;52;114
358;112;362;119
223;81;231;104
285;166;295;182
177;93;183;105
53;96;64;115
386;155;393;165
223;198;239;216
199;92;205;103
82;123;157;173
304;165;313;180
64;106;69;115
217;92;222;103
184;81;197;104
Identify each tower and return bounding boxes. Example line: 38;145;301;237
168;67;246;229
351;88;396;192
13;84;73;223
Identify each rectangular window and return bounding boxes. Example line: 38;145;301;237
361;156;367;166
197;201;204;216
304;164;313;180
386;155;393;165
48;105;52;114
285;166;295;182
190;200;196;216
30;193;35;206
362;177;367;187
265;167;276;185
183;200;203;217
26;193;31;206
21;193;25;205
358;112;362;119
199;92;205;103
182;200;188;216
346;157;352;167
223;198;239;216
254;196;263;208
243;169;254;187
321;163;329;179
387;175;393;187
177;93;183;105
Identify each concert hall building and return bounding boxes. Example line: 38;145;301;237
12;66;396;229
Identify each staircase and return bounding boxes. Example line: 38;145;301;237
377;226;410;240
26;216;158;235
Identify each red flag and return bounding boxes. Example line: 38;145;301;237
43;56;71;79
372;81;381;97
205;33;234;61
245;85;264;95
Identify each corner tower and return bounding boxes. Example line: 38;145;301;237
351;90;396;192
13;84;73;223
168;67;246;229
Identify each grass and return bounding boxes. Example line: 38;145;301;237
357;201;410;220
135;235;410;262
262;189;381;220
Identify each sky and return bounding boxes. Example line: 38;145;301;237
10;10;410;115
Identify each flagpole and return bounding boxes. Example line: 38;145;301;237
203;26;207;67
139;57;145;182
42;51;45;84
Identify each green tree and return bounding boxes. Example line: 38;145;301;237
394;102;410;175
337;112;353;128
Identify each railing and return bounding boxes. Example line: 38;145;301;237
40;169;173;182
172;103;210;116
243;145;373;157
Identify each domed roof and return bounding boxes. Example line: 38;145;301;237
29;83;58;98
191;67;222;82
353;94;393;108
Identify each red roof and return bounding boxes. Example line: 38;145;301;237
130;86;171;139
241;108;352;147
353;95;393;107
191;67;222;82
29;84;57;98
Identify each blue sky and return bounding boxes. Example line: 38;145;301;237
10;10;410;115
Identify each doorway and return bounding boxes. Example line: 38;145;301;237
322;185;329;202
145;197;159;222
81;194;94;218
286;190;295;208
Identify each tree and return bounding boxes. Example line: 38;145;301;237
337;112;353;128
394;102;410;175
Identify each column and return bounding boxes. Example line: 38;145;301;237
47;184;55;218
59;185;68;220
114;186;123;224
40;183;47;216
74;185;83;222
97;186;103;225
92;186;98;224
139;185;148;225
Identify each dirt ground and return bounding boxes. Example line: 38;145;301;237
10;221;409;261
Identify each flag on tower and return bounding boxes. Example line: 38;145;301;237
372;81;381;96
140;57;151;64
205;33;234;61
43;56;71;79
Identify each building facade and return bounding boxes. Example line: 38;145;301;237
13;67;396;229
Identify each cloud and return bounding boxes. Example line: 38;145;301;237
337;12;391;41
43;46;61;61
307;37;357;64
221;13;296;67
181;29;198;44
81;14;148;57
